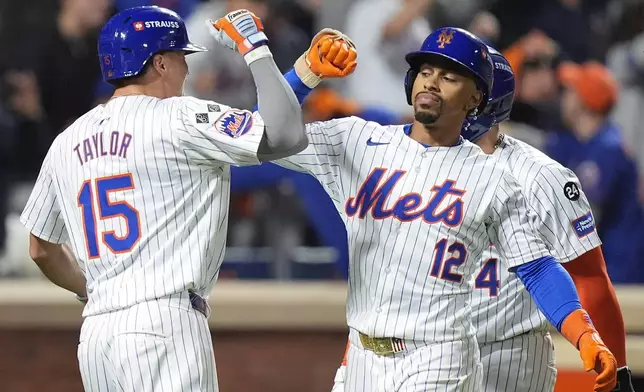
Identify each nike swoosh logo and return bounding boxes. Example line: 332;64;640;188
366;137;390;146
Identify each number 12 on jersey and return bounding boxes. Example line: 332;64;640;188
77;174;141;258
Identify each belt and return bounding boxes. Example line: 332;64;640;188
189;292;210;318
359;332;407;356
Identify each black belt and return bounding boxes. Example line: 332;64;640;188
189;292;210;318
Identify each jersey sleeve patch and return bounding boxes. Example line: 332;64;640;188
563;181;581;201
571;211;596;238
215;110;253;138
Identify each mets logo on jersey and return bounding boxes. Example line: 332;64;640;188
571;211;596;238
345;168;465;226
215;110;253;138
437;30;454;48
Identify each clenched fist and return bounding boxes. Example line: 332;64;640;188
294;28;358;88
206;9;269;61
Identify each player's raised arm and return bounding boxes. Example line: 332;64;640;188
19;146;86;299
207;9;306;161
487;170;617;392
528;165;631;389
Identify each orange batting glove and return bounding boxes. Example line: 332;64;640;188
560;309;617;392
294;28;358;88
206;9;269;62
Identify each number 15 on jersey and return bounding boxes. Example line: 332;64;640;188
77;173;142;258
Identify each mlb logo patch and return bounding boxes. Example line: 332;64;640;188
133;21;145;31
216;110;253;138
195;113;209;124
571;211;596;238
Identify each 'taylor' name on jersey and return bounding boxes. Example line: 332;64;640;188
73;131;133;166
345;168;464;226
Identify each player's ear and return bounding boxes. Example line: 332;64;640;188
465;90;483;112
151;54;167;75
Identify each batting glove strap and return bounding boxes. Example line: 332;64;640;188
244;44;272;66
294;53;322;88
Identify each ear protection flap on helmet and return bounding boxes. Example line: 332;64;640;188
404;68;418;105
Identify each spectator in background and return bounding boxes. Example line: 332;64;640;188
546;61;644;283
0;70;52;276
114;0;199;18
17;0;111;136
184;0;310;108
607;28;644;196
467;11;501;48
342;0;431;119
500;31;562;147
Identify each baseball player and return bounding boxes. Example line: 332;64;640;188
325;48;633;392
18;6;352;392
271;28;618;391
467;48;633;392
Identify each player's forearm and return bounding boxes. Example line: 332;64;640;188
29;235;86;297
247;51;307;161
514;256;610;348
564;248;627;367
513;256;582;331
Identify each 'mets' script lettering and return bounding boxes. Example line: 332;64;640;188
345;168;465;226
73;131;132;166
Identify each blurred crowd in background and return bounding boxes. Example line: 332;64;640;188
0;0;643;283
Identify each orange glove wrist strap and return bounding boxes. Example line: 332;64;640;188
560;309;597;348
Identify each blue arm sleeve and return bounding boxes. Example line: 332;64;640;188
254;68;312;112
513;256;582;331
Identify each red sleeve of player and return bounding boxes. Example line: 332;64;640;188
563;247;627;367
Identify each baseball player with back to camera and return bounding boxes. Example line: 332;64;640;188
18;6;355;392
323;48;634;391
269;27;618;391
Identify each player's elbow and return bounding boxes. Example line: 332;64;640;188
28;234;49;264
278;122;308;153
28;233;58;266
259;123;308;161
286;127;309;154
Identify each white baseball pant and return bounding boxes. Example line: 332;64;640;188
479;331;557;392
77;292;218;391
343;328;483;392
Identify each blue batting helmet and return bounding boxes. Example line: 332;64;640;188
404;27;494;112
98;6;207;81
461;47;515;142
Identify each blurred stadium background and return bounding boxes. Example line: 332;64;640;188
0;0;643;391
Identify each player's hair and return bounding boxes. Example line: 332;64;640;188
107;53;160;88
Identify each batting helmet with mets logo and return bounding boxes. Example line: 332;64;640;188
404;27;494;113
462;46;515;142
98;6;207;81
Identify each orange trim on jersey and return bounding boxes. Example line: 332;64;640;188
563;247;627;367
78;179;100;260
341;340;350;366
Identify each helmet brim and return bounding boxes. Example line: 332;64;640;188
183;43;208;54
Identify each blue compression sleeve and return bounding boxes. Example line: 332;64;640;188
513;256;582;331
254;68;312;112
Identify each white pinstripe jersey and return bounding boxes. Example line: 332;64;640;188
472;135;602;343
20;95;266;316
277;117;551;342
